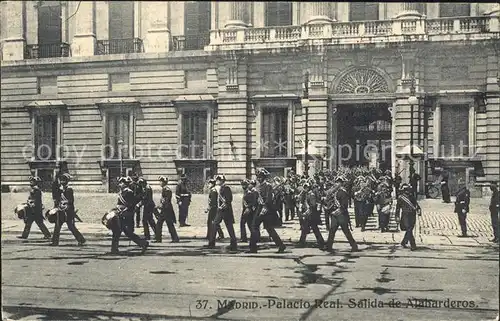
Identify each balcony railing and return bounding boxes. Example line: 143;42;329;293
172;34;210;51
208;16;498;50
25;43;70;59
96;38;143;55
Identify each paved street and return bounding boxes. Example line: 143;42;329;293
2;193;499;320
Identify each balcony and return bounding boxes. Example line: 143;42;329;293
206;16;498;52
172;34;210;51
25;43;70;59
96;38;143;55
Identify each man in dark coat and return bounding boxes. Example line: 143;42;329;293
297;182;325;249
396;183;421;251
249;169;286;254
205;178;224;240
51;173;86;246
454;179;470;237
19;176;52;240
324;177;358;252
51;169;62;208
489;182;499;243
155;176;179;243
207;175;237;251
136;178;156;240
440;170;451;203
176;174;192;227
283;178;296;221
240;179;257;242
131;174;142;228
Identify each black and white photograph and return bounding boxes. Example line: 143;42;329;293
1;1;499;320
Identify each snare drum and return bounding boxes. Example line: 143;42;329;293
45;207;66;224
101;208;120;229
14;203;29;221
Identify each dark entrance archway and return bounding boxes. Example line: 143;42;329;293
336;103;392;171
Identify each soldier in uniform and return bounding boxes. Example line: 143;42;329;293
51;173;86;246
110;177;149;254
249;169;286;254
396;184;421;251
375;181;393;233
272;177;285;226
176;174;192;227
207;175;237;251
324;177;358;252
454;179;470;237
297;182;326;249
131;174;143;229
283;177;296;221
51;168;62;208
352;175;366;228
136;178;156;240
440;170;451;203
205;178;224;240
240;179;257;242
155;176;179;243
489;182;499;243
19;176;52;240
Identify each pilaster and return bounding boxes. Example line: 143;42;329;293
144;2;170;53
2;1;25;61
71;0;96;57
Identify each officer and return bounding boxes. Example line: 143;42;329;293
176;174;192;227
297;182;326;249
454;179;470;237
19;176;52;240
51;173;86;246
249;169;286;254
240;179;257;243
155;176;179;243
207;175;237;251
324;177;358;253
136;178;156;240
206;178;224;240
110;177;148;254
489;182;499;243
440;170;451;203
396;184;421;251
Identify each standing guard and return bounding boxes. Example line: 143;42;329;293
240;179;257;242
176;174;192;227
489;182;499;243
155;176;179;243
51;173;86;246
440;170;451;203
375;181;393;233
297;182;326;249
205;178;224;240
207;175;238;251
110;177;149;254
249;169;286;254
19;176;52;240
454;179;471;237
396;184;421;251
136;178;156;240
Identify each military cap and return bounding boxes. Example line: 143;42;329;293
256;168;270;178
207;178;216;184
240;179;249;186
400;183;411;191
335;176;347;182
249;179;257;186
118;176;132;184
59;173;72;181
138;177;147;186
158;176;168;183
29;176;42;182
215;174;226;182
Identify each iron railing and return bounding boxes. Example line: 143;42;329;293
96;38;143;55
172;34;210;51
25;43;70;59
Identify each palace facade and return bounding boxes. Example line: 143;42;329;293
1;2;499;195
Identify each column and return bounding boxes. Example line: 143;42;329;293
145;2;170;53
225;2;250;28
393;2;423;19
2;1;25;61
302;2;334;24
71;1;96;57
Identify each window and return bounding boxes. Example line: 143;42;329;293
37;1;62;58
181;111;208;158
349;2;379;21
108;1;135;53
38;76;57;95
35;114;58;160
439;3;470;17
265;2;292;26
440;105;469;157
184;1;211;50
109;73;130;91
261;108;288;157
105;113;130;159
185;70;207;89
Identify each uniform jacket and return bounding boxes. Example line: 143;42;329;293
454;187;470;214
52;177;61;204
242;188;258;215
160;185;176;222
218;184;235;223
335;187;350;217
28;186;43;216
59;185;76;216
490;188;499;213
176;183;192;206
396;193;419;217
138;184;155;211
117;187;136;214
283;181;295;207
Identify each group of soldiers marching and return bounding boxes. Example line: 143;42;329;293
14;165;499;254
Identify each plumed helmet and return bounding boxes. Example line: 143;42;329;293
158;176;168;183
29;176;42;183
215;174;226;182
118;176;132;184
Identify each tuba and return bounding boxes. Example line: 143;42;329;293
14;203;30;221
101;208;121;230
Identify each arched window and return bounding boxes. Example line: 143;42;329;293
265;2;292;26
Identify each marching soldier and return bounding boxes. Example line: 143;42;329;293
206;178;225;240
352;174;366;228
51;173;86;246
19;176;52;240
136;178;156;240
297;182;326;249
375;181;393;233
240;179;257;242
155;176;179;243
396;184;421;251
51;168;62;208
454;179;470;237
272;177;285;226
355;180;373;232
249;169;286;254
324;177;359;252
131;174;143;229
489;182;499;243
110;177;149;254
283;177;296;221
207;175;238;251
440;170;451;203
176;174;192;227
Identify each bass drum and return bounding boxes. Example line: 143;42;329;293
14;203;29;221
102;208;120;230
45;208;66;224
